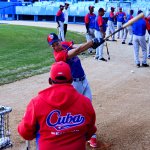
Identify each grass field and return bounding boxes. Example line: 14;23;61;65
0;24;86;85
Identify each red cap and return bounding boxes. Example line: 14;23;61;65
50;61;72;83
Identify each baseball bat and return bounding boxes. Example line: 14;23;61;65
105;42;110;60
105;13;144;40
26;140;30;150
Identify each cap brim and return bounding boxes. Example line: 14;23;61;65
65;3;69;6
49;40;59;45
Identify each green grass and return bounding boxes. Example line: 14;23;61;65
0;24;86;85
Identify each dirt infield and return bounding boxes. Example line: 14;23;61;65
0;21;150;150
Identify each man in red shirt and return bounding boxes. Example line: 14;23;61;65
106;7;117;41
56;5;65;41
18;61;97;150
122;9;134;45
115;7;126;39
94;8;107;61
84;6;96;54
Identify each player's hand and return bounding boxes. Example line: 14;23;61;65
92;38;105;49
57;25;60;28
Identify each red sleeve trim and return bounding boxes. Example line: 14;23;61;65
110;12;114;18
85;14;89;23
98;16;103;26
56;10;62;16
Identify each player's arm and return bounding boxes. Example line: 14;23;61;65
56;11;61;27
110;12;115;19
98;16;105;38
85;14;89;33
18;100;37;140
67;41;93;59
67;38;104;59
84;97;97;141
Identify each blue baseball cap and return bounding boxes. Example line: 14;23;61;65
47;33;59;45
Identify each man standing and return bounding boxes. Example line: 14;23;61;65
106;7;117;41
56;5;65;41
94;8;107;61
132;10;149;67
18;61;97;150
84;6;96;54
115;7;126;39
122;9;134;45
63;2;70;38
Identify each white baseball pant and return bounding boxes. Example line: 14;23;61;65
107;20;115;40
86;28;95;53
133;35;147;64
94;30;104;59
58;21;65;41
117;21;123;39
122;26;133;43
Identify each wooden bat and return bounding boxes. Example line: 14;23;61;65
105;42;110;60
105;13;144;40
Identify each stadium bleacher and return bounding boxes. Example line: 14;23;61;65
0;1;150;22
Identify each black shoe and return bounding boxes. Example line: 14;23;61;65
122;42;126;44
112;39;117;41
136;64;140;68
98;58;107;61
94;56;99;60
88;51;93;54
142;63;149;67
128;43;133;45
106;39;110;41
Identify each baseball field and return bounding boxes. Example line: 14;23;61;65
0;21;150;150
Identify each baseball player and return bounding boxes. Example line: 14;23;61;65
132;10;149;67
145;14;150;58
94;8;107;61
63;2;70;37
84;6;96;54
115;7;126;39
122;9;134;45
106;7;117;41
18;61;97;150
56;5;65;41
47;33;105;148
